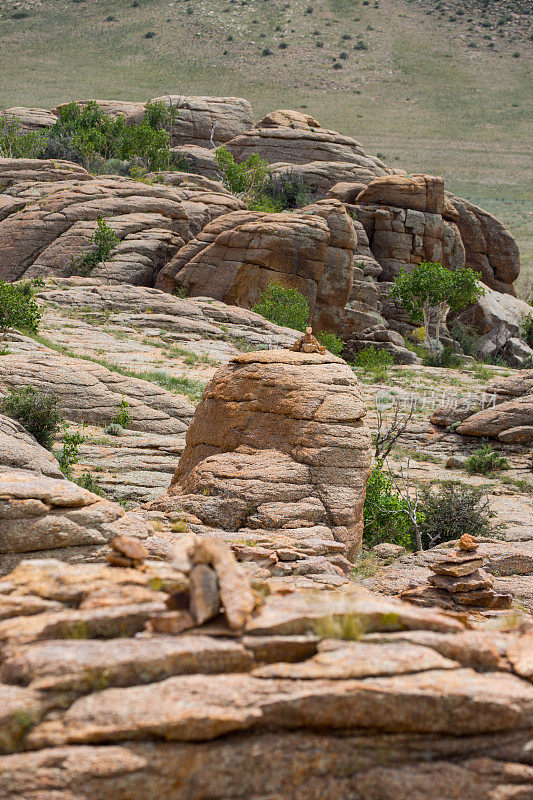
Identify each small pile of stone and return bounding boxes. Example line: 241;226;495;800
149;535;256;634
106;535;149;568
403;534;512;611
290;327;327;354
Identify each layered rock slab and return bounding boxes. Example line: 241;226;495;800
0;558;532;800
167;349;372;559
156;199;357;333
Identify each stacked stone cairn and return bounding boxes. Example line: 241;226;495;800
106;535;149;568
148;534;256;634
404;534;513;610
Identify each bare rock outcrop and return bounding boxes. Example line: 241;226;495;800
156;199;356;333
450;283;533;366
449;195;520;295
0;415;152;574
0;557;531;799
0;335;194;434
226;119;388;170
0;106;58;131
150;95;254;147
431;369;533;443
0;170;243;285
166;349;372;562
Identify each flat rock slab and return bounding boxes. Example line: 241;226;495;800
25;668;533;749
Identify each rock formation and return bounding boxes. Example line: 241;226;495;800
431;369;533;443
165;349;372;563
0;414;152;575
156;199;357;333
0;554;531;800
401;534;513;610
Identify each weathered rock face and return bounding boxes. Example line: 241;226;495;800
226;123;388;169
0;334;194;434
451;284;533;366
431;369;533;443
354;176;466;282
156;200;356;333
0;415;152;574
450;195;520;295
168;349;372;560
0;106;58;131
150;95;254;147
269;158;391;196
0;557;531;800
0;170;242;284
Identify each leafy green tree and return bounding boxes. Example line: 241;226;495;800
391;261;484;358
0;282;41;338
0;118;46;158
252;284;310;331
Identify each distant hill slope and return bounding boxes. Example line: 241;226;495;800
0;0;531;295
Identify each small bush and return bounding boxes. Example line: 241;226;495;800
423;345;463;368
260;170;309;210
354;40;368;50
0;118;46;158
214;146;271;208
56;429;85;479
261;47;272;56
333;62;343;69
417;482;498;548
353;346;393;372
252;284;309;332
316;331;344;356
450;321;482;358
363;465;414;549
76;472;107;497
520;313;533;347
69;218;119;276
0;281;41;336
104;423;125;436
1;387;62;449
465;443;509;475
112;398;131;429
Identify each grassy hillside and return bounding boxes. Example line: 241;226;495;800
1;0;531;295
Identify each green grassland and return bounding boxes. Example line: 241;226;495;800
1;0;531;295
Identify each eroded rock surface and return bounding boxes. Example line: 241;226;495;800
0;558;531;800
165;349;372;565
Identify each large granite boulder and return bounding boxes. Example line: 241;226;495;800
156;200;356;333
0;557;531;799
167;349;372;559
449;195;520;295
0;106;58;131
226;121;387;169
450;284;533;366
150;95;254;147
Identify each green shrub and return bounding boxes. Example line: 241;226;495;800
423;345;463;368
0;281;41;336
252;284;310;331
391;262;484;360
43;100;174;172
353;346;394;371
417;481;498;549
214;146;271;208
104;422;125;436
1;387;62;449
76;472;107;497
260;170;310;210
69;218;119;275
450;321;482;358
363;465;414;549
316;330;344;356
520;313;533;348
0;118;47;158
112;397;131;428
56;428;85;479
465;443;509;475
